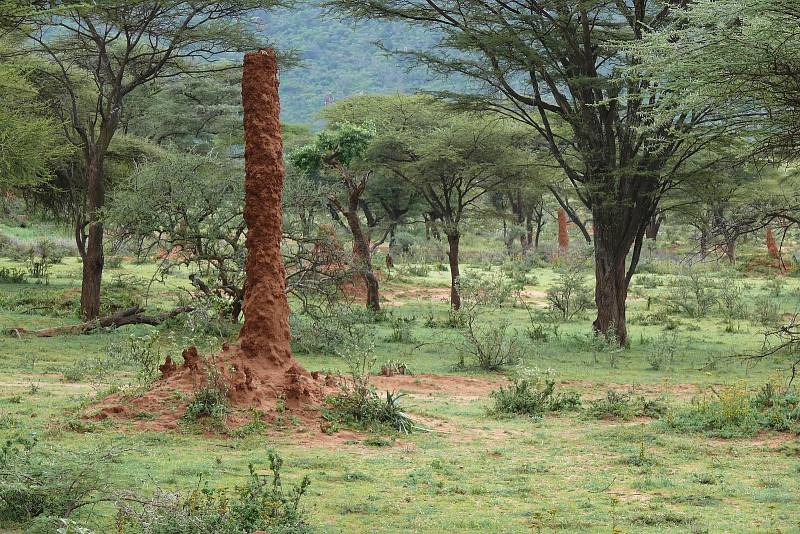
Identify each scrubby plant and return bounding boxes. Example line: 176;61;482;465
460;271;517;307
666;267;717;318
489;371;581;419
458;315;525;371
664;381;800;437
325;341;416;433
386;313;416;343
545;266;593;321
183;361;229;425
0;437;119;531
751;296;782;327
0;267;26;284
290;303;374;355
117;452;313;534
647;332;679;371
588;390;667;420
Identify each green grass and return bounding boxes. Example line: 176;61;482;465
0;241;798;533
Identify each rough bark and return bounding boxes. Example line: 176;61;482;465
343;208;380;311
446;231;461;310
79;155;105;320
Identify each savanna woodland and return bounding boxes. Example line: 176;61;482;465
0;0;799;532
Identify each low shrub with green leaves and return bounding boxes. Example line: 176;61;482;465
0;437;118;532
117;452;313;534
587;390;668;421
489;372;581;419
664;382;800;437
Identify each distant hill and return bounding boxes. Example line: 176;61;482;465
261;4;451;125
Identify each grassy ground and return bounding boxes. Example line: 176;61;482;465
0;237;798;533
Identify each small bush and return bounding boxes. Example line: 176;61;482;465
386;313;416;343
105;255;124;269
545;266;593;320
0;437;118;530
184;386;229;423
325;342;416;433
118;452;313;534
184;362;229;424
666;267;717;318
489;372;581;419
588;390;667;421
647;332;679;371
458;316;525;371
0;267;26;284
664;382;800;437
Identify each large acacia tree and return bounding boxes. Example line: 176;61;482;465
327;0;718;343
5;0;288;319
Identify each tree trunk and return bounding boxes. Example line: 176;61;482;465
80;155;105;320
593;245;628;344
344;210;380;312
525;213;534;249
645;214;662;240
446;230;461;310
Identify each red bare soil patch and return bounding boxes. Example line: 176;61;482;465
370;373;508;400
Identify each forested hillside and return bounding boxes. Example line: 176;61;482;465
262;4;448;124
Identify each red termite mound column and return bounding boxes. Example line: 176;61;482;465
239;49;293;365
557;208;569;255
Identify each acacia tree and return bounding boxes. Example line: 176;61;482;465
291;123;385;311
327;95;533;310
6;0;288;319
327;0;719;343
633;0;800;161
0;41;68;191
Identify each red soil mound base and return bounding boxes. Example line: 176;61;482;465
95;343;335;432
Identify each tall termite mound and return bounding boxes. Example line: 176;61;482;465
557;208;569;255
766;227;780;260
97;50;323;429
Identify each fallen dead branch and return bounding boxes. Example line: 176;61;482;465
6;305;194;337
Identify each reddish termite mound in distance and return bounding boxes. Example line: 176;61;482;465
557;208;569;255
96;50;328;431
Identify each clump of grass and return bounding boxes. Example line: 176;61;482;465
489;371;581;419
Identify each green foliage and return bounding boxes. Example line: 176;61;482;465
666;267;718;318
290;122;376;172
0;437;117;529
489;371;581;419
325;341;416;433
117;453;313;534
647;332;679;371
184;362;230;424
458;315;525;371
665;383;800;437
545;265;593;321
386;313;416;343
0;266;25;283
588;390;667;421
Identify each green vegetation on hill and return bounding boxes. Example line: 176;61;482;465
262;4;453;124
